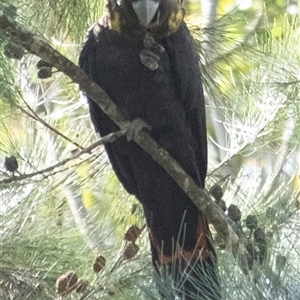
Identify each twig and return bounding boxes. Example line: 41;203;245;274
0;129;126;185
17;94;85;150
0;12;239;252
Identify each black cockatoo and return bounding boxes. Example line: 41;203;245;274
79;0;221;298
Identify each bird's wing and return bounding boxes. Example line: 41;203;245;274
79;26;139;197
162;22;207;187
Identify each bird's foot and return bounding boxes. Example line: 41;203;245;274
140;32;164;70
122;118;151;142
139;49;160;70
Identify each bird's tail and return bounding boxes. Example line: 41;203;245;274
149;215;221;300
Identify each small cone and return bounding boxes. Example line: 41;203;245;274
55;271;78;296
228;204;241;222
93;255;106;273
124;225;142;242
123;242;139;260
75;279;89;293
38;67;52;79
4;156;18;173
210;184;223;201
246;215;258;230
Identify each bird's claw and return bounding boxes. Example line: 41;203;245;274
139;49;160;70
140;32;164;70
122;118;151;142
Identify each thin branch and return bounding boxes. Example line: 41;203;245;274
0;129;126;185
0;13;239;252
17;94;85;150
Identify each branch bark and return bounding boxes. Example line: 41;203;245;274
0;12;239;252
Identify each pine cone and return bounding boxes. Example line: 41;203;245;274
93;255;106;273
124;225;142;242
228;204;241;222
37;67;52;79
36;60;53;79
123;242;139;260
246;215;258;230
107;289;115;296
55;271;78;296
209;184;223;201
75;279;89;293
4;156;18;173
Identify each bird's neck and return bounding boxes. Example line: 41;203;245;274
106;0;185;41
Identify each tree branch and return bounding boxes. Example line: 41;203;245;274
0;129;126;185
0;12;239;252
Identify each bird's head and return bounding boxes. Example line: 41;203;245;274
132;0;184;31
108;0;184;35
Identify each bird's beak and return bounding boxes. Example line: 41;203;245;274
132;0;160;28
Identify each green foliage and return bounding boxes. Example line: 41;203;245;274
0;45;19;106
1;0;103;42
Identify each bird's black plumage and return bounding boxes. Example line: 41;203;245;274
80;0;220;298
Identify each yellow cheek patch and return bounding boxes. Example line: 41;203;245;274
168;8;184;34
110;11;121;33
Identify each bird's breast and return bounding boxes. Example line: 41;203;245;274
93;31;184;127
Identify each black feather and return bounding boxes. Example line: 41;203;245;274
79;1;220;298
